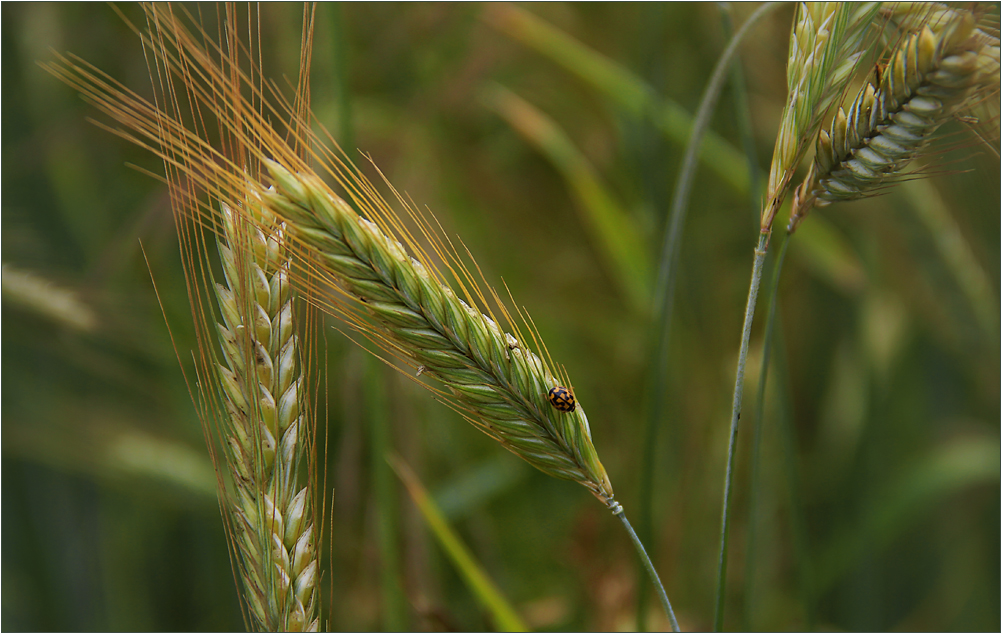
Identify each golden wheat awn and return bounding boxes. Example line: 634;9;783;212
788;7;1000;231
38;3;698;628
42;5;326;630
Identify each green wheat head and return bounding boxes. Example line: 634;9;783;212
790;5;1000;230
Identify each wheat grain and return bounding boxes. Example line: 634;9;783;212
40;5;324;629
788;8;1000;231
882;2;1000;51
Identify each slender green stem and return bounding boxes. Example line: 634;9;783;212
713;229;771;631
741;232;790;630
328;2;354;155
615;507;680;632
636;5;779;629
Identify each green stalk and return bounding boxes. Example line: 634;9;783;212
637;4;780;629
713;228;771;631
327;2;354;156
741;231;790;630
615;507;680;632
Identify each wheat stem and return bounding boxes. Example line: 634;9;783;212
741;230;790;630
616;509;680;632
713;228;770;631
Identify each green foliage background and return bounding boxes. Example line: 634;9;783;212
2;3;999;631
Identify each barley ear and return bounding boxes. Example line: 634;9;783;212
214;199;319;632
260;159;617;506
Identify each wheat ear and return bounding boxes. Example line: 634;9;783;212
789;9;1000;231
881;2;1001;55
259;160;616;506
763;2;880;228
213;199;319;632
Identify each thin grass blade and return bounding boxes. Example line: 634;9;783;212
482;83;651;311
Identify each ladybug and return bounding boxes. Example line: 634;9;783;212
547;386;576;413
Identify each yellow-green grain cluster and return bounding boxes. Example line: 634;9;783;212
214;199;319;632
764;2;880;227
789;8;999;230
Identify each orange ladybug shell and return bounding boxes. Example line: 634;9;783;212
547;386;576;413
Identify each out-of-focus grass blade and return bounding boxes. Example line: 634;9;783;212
901;179;998;339
815;436;1000;595
482;83;651;311
365;357;408;631
2;264;98;332
389;454;528;633
790;216;868;296
742;234;791;631
481;2;749;196
5;416;218;502
432;454;528;522
774;325;816;628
